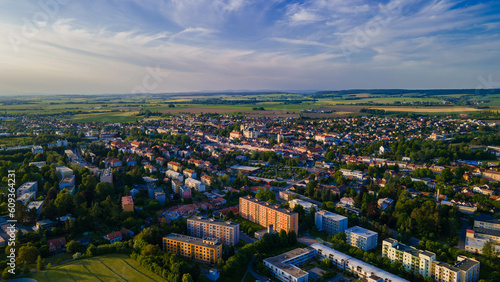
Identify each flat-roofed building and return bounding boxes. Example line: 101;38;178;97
17;181;37;197
264;247;315;282
289;199;318;213
186;178;205;192
382;238;436;277
312;243;409;282
26;200;43;214
345;226;378;251
18;192;35;205
29;161;46;169
166;170;184;182
187;217;239;246
59;175;75;193
315;210;348;235
100;167;113;183
240;196;299;234
122;196;134;212
474;215;500;231
432;256;480;282
55;166;73;179
162;233;222;264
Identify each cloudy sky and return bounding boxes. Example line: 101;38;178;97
0;0;499;95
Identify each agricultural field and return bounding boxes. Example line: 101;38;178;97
0;91;497;121
27;254;165;282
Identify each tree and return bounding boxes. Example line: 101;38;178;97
36;255;45;271
482;241;498;259
227;209;234;219
66;240;82;254
141;244;159;256
54;190;75;215
86;244;97;257
182;273;194;282
96;182;114;201
18;245;40;264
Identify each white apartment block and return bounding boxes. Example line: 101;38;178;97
187;217;240;246
315;210;348;235
264;247;316;282
382;238;436;278
432;256;480;282
345;226;378;251
185;178;205;192
166;170;184;182
312;243;409;282
289;199;318;213
17;182;37;197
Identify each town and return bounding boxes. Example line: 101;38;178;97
0;112;500;282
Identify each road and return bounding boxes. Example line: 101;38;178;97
240;231;257;244
241;255;269;282
458;220;470;250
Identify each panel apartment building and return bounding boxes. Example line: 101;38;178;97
187;217;240;246
162;233;222;264
382;238;436;278
315;210;348;235
345;226;378;251
239;196;299;234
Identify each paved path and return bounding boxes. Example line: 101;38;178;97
241;255;269;282
240;231;257;244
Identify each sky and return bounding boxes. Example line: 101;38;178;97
0;0;499;95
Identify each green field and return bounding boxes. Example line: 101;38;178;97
28;254;166;281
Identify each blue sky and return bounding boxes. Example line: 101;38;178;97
0;0;499;95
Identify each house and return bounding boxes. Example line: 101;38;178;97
168;161;182;172
104;157;122;167
35;219;56;231
120;227;134;237
105;231;123;243
26;200;43;215
186;178;206;192
122;196;134;212
340;197;355;207
183;169;197;179
123;156;136;166
156;157;167;166
144;164;157;173
377;198;394;210
201;175;213;187
47;237;67;253
229;131;243;140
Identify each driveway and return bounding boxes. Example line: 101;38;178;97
240;231;257;244
242;255;269;282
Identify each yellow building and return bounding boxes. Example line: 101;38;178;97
121;196;134;212
162;233;222;264
239;196;299;234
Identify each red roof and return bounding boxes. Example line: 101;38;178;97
120;228;131;236
107;231;122;240
47;237;66;249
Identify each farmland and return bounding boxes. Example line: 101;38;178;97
28;254;165;282
1;90;498;122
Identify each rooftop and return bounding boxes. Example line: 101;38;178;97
316;210;347;221
188;217;239;227
164;233;221;248
241;196;297;215
345;226;377;237
263;247;314;279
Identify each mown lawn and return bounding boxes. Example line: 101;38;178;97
27;253;165;281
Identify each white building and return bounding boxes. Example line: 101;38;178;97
345;226;378;251
382;238;436;278
55;166;73;179
264;247;315;282
315;210;348;235
31;146;43;154
100;167;113;183
18;192;35;205
166;170;184;182
17;182;38;197
26;200;43;214
339;169;366;180
289;199;318;213
185;178;205;192
432;256;480;282
311;243;409;282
